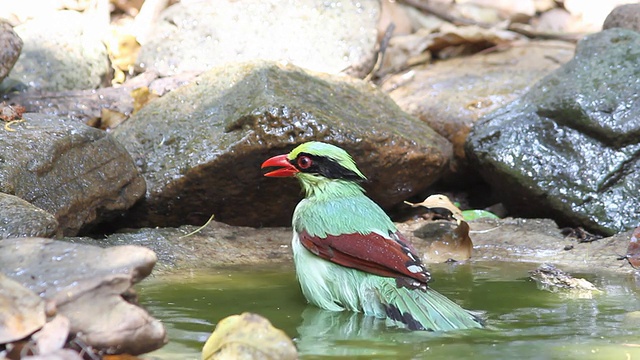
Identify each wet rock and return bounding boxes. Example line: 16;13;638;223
529;263;601;299
383;40;575;168
136;0;379;78
70;221;294;271
449;218;633;272
0;21;22;83
465;29;640;235
0;113;145;236
0;238;166;355
0;273;46;343
79;217;633;274
202;312;297;360
6;10;109;91
622;311;640;328
0;193;59;239
112;61;452;228
603;3;640;32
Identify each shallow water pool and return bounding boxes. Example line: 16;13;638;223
138;262;640;359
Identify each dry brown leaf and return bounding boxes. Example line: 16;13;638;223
100;108;128;130
428;23;520;52
131;86;160;114
0;102;26;122
377;18;521;76
104;27;141;85
405;194;465;224
381;28;434;75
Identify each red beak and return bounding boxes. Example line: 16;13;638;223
261;154;299;177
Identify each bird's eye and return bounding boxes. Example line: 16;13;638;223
297;155;312;169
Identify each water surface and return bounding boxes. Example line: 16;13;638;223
139;262;640;359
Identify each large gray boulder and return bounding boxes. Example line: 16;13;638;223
112;61;453;228
136;0;380;78
0;114;146;235
466;29;640;235
6;10;108;91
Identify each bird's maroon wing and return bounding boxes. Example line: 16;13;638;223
298;230;431;284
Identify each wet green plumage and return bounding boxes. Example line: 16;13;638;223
278;142;483;331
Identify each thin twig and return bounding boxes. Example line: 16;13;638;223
4;119;24;131
365;22;396;81
179;214;215;239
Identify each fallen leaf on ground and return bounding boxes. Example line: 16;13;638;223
405;194;465;224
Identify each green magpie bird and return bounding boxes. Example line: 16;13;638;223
261;141;483;331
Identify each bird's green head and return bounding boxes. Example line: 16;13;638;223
261;142;366;187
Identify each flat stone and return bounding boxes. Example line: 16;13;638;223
72;217;635;274
0;193;59;239
136;0;379;78
0;113;146;235
112;61;452;228
0;238;166;355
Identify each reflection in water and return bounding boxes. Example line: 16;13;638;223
296;307;391;357
140;262;640;360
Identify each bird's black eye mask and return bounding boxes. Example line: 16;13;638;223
290;153;365;182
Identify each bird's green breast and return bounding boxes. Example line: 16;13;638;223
292;181;396;238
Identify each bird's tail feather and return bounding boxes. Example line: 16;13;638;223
377;280;484;331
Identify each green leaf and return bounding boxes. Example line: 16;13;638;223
461;209;499;221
